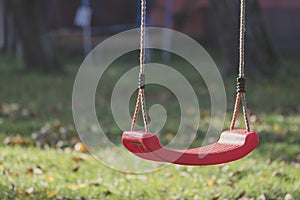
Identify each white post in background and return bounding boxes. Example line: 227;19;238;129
162;0;173;62
74;0;93;56
82;22;92;56
0;0;5;50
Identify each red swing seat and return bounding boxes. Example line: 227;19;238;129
122;129;259;165
122;0;258;166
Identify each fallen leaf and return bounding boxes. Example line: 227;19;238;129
72;157;85;163
56;140;65;149
40;124;51;134
3;137;11;145
7;171;19;178
249;114;259;123
207;178;215;188
26;187;34;195
33;167;43;174
26;168;33;175
72;166;80;173
74;142;88;153
284;193;295;200
46;175;55;183
272;171;285;177
68;183;88;191
220;165;230;172
16;189;27;196
3;135;29;146
229;171;241;177
15;135;25;145
47;190;58;198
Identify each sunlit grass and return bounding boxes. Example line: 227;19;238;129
0;146;299;200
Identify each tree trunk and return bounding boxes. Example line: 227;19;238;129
8;0;62;72
210;0;280;76
0;0;5;51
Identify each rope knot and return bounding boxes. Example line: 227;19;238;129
237;77;246;93
138;73;145;89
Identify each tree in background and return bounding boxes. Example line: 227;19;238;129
210;0;280;76
8;0;62;72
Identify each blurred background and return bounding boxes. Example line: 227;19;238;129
0;0;299;72
0;0;300;199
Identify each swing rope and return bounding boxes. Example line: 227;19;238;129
131;0;149;132
230;0;251;132
132;0;251;133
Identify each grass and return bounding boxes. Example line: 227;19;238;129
1;146;299;200
0;53;300;200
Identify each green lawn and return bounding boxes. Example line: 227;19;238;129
0;54;300;200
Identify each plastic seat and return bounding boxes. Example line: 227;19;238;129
122;129;259;165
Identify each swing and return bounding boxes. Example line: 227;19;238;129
122;0;259;165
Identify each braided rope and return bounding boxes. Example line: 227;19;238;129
230;93;241;130
230;0;251;132
239;0;246;78
131;0;149;132
139;0;146;74
131;91;141;130
241;93;250;131
140;90;149;132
